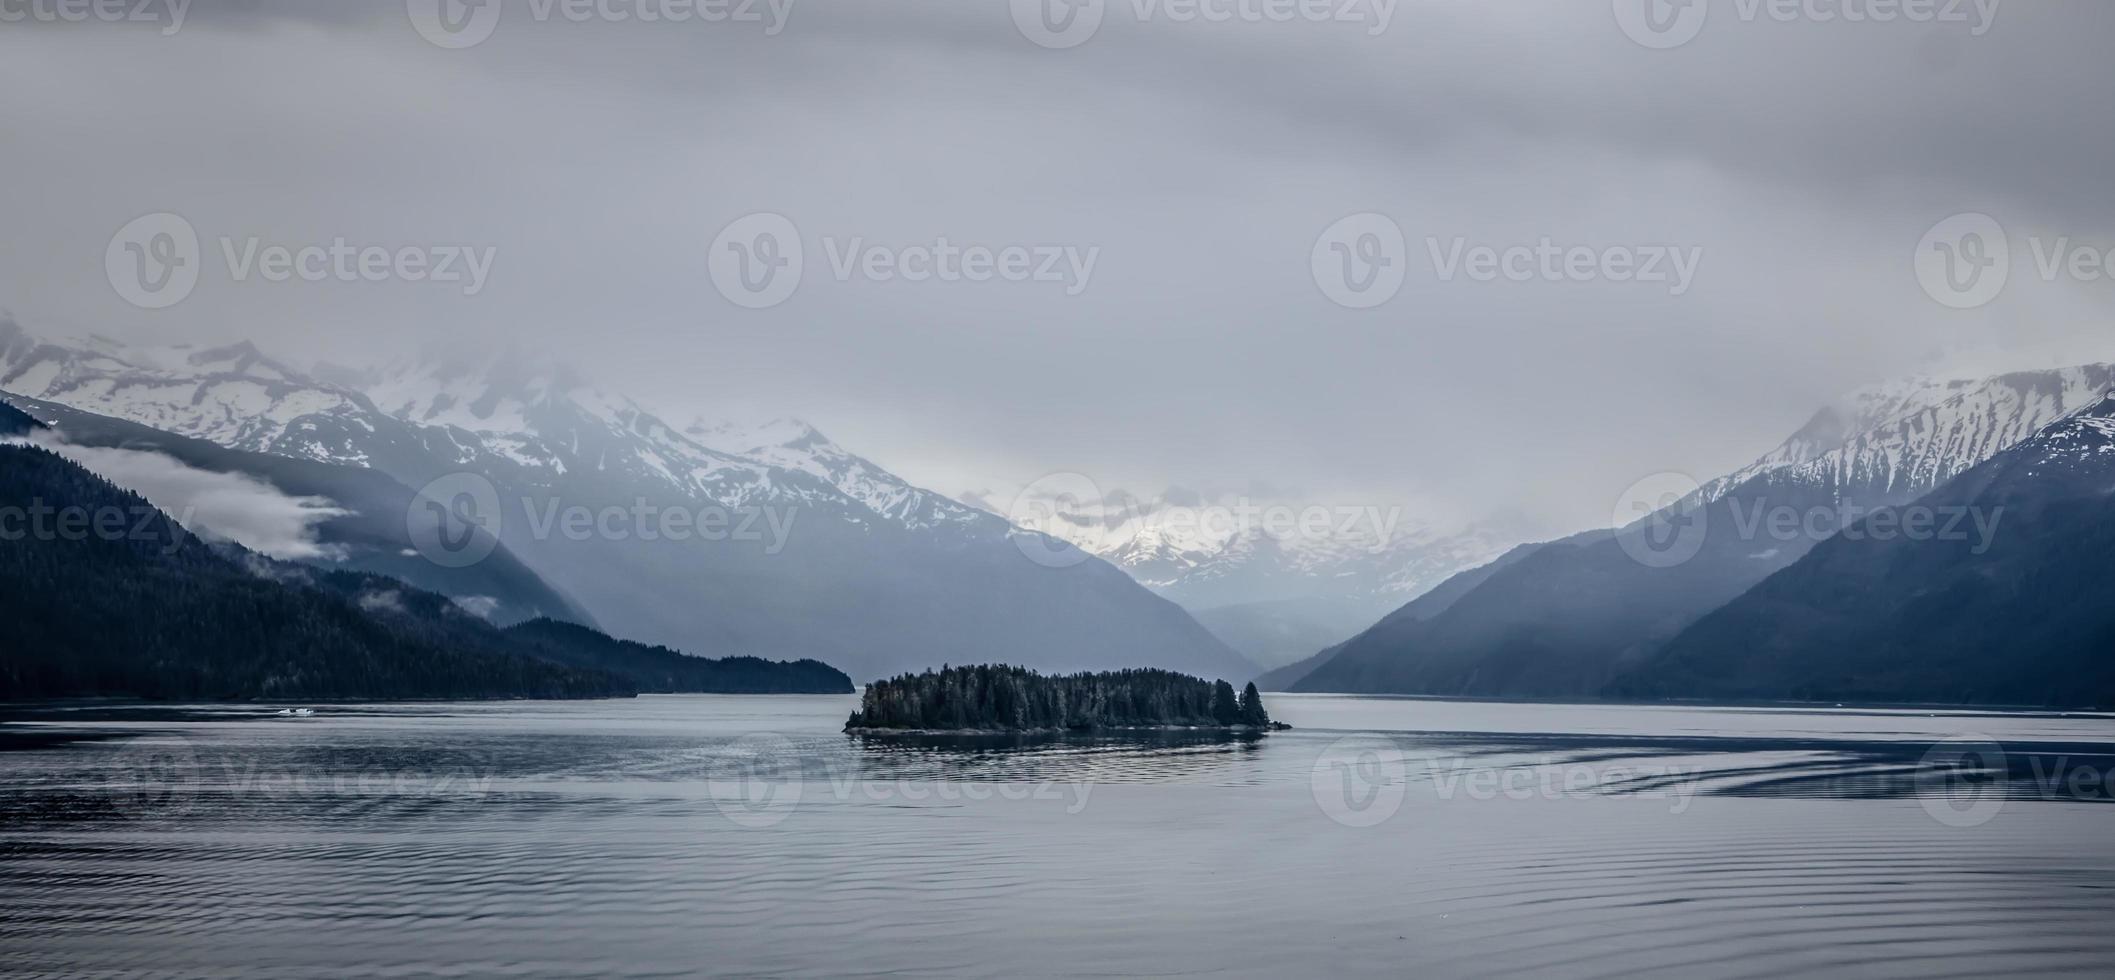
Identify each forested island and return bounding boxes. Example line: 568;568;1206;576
846;664;1286;733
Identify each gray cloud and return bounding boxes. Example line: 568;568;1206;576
3;0;2112;531
30;433;350;559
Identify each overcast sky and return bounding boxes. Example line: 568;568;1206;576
3;0;2112;531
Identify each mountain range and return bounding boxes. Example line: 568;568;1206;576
1614;388;2115;708
0;316;1255;684
1275;363;2115;707
995;482;1527;667
0;438;850;700
11;309;2111;708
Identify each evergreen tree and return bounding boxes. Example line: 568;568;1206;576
1239;682;1268;726
1210;680;1241;725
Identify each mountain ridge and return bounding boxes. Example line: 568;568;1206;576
1;317;1254;683
1287;361;2115;699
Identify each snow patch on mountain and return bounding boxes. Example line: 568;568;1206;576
0;317;993;539
1701;364;2115;503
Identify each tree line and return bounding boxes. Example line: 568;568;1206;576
847;664;1275;731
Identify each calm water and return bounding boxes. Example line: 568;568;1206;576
2;694;2112;978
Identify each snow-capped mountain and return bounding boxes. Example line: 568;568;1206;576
1624;386;2115;709
1288;360;2115;698
994;480;1526;665
1699;364;2115;503
2019;389;2115;477
0;318;983;538
0;316;1255;682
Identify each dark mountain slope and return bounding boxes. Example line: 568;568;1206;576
1264;541;1551;689
1288;472;1877;697
0;444;625;701
0;396;40;435
7;394;588;628
502;618;851;694
1617;393;2115;709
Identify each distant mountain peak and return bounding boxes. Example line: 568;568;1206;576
687;417;829;455
1699;362;2115;504
2014;386;2115;472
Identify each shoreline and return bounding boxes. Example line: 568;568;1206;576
846;722;1292;735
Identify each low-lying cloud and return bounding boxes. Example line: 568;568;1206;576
28;431;351;560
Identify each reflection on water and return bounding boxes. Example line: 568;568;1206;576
1;694;2111;978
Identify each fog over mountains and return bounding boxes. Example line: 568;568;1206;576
9;305;2115;706
1275;361;2115;706
0;316;1252;683
1617;386;2115;708
995;481;1530;666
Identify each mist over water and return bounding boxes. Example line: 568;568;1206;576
2;695;2111;979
